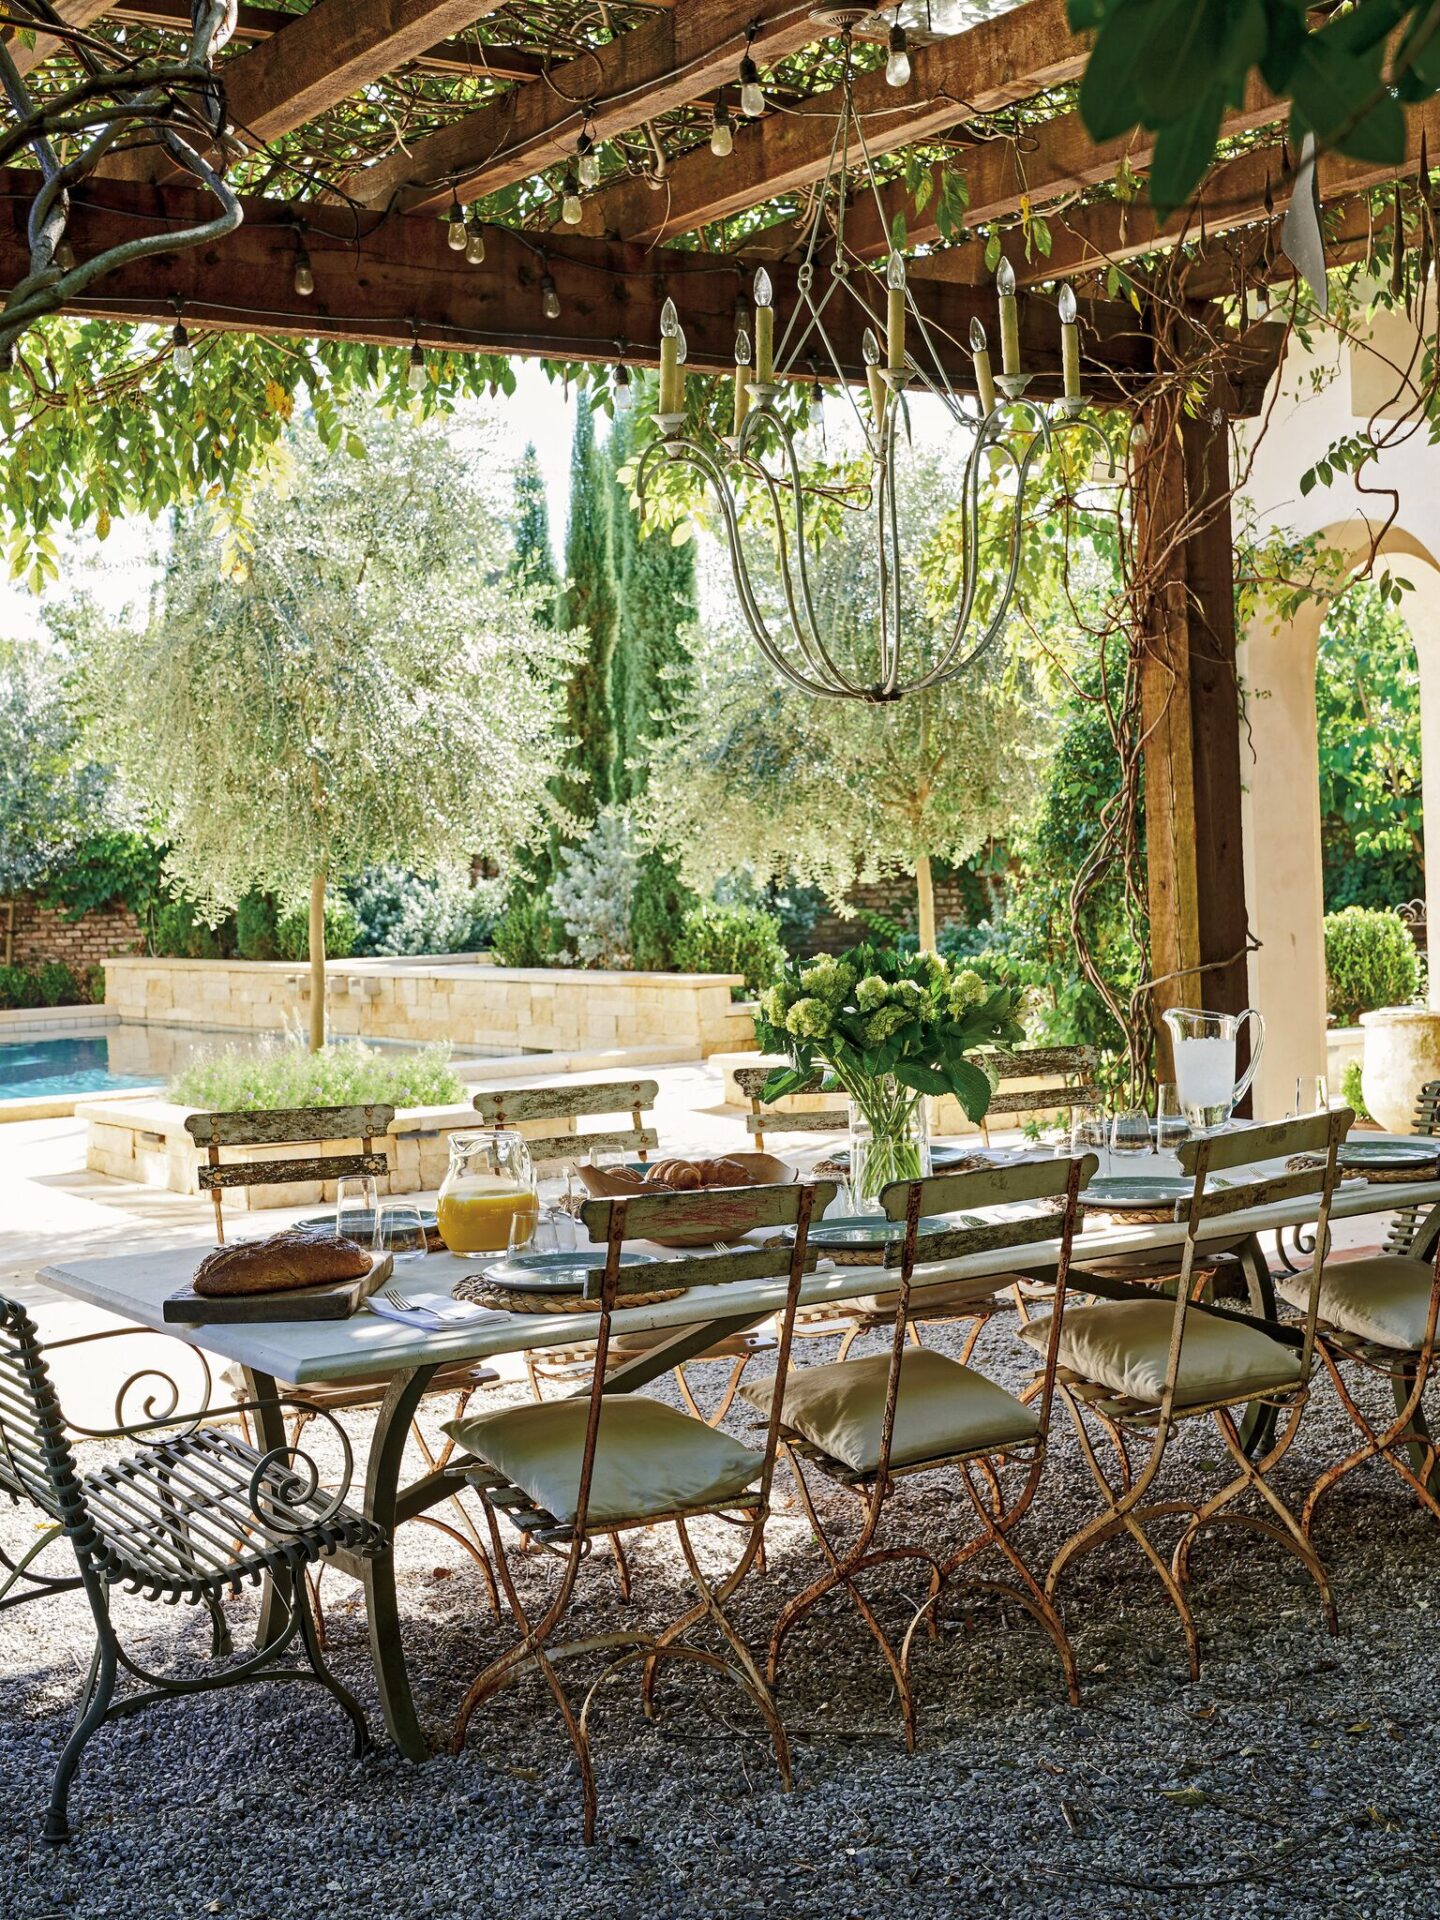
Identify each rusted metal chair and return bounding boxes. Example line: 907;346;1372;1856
444;1179;833;1845
186;1104;499;1619
745;1155;1096;1751
1040;1111;1352;1680
0;1294;381;1842
471;1077;660;1172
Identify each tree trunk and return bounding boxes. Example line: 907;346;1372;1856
916;853;938;953
308;869;326;1053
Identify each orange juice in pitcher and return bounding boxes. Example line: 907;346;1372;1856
436;1129;537;1255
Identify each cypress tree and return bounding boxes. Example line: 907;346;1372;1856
509;441;558;622
556;402;618;821
609;428;696;803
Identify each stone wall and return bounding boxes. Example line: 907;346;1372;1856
5;893;143;972
101;956;757;1058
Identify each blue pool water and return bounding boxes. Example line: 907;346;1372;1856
0;1033;152;1101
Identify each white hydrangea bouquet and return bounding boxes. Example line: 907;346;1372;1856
755;942;1024;1203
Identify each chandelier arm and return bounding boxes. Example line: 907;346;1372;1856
762;415;877;694
878;399;904;696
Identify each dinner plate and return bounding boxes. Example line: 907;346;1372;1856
797;1213;962;1249
1339;1137;1440;1171
1079;1176;1213;1210
480;1248;658;1293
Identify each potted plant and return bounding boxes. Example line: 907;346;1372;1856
756;943;1024;1208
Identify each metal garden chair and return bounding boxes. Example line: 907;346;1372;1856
1039;1111;1352;1680
186;1103;500;1622
744;1155;1096;1751
444;1178;833;1845
0;1293;381;1842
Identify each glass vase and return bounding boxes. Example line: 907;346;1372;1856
846;1075;931;1214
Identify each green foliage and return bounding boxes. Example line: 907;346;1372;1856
556;402;620;820
550;811;638;968
1323;906;1422;1025
345;866;498;957
490;884;567;969
275;899;360;963
1071;0;1417;220
40;831;166;923
235;892;280;961
673;902;786;999
151;895;233;959
755;942;1024;1121
0;961;98;1010
169;1039;463;1113
1342;1058;1374;1125
509;441;559;623
629;850;698;972
0;638;119;896
1315;582;1424;910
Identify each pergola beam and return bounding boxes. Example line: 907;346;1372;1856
340;0;826;216
0;167;1158;398
578;0;1085;246
3;0;112;76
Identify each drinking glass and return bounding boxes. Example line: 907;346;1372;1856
532;1206;578;1256
375;1202;427;1264
335;1174;378;1247
1068;1106;1107;1155
507;1201;541;1260
1109;1108;1152;1156
1155;1083;1189;1152
1292;1075;1330;1117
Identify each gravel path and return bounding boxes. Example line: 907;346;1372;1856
4;1305;1439;1920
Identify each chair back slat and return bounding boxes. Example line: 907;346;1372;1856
885;1155;1093;1220
986;1083;1105;1117
581;1180;832;1248
1178;1112;1340;1175
198;1151;389;1192
743;1110;848;1135
1193;1164;1333;1219
472;1079;659;1168
731;1066;822;1099
0;1297;87;1531
185;1104;395;1243
1383;1078;1440;1256
523;1125;660;1166
982;1045;1098;1080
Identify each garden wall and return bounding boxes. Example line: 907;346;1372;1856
800;870;1002;956
101;956;756;1058
4;893;142;970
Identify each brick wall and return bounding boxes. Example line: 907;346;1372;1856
798;870;1002;956
5;894;144;972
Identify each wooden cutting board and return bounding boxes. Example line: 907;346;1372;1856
164;1250;393;1324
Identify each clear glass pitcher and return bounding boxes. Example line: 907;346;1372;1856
436;1128;536;1256
1162;1006;1265;1129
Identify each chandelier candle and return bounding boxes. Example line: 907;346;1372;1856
753;267;775;385
733;327;753;437
996;256;1021;377
1058;284;1081;400
969;317;997;415
659;297;681;415
863;327;886;423
886;251;907;373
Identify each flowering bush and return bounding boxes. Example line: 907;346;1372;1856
754;940;1024;1122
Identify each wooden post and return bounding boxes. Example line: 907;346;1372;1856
1138;400;1252;1087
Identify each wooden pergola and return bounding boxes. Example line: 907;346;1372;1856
2;0;1414;1058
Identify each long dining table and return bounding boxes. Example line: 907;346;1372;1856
38;1167;1440;1759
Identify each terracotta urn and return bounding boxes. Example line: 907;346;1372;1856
1359;1006;1440;1133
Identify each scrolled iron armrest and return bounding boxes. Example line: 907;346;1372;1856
46;1325;216;1444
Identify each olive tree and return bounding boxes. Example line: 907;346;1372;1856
80;410;576;1046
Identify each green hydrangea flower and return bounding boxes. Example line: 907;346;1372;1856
759;984;795;1028
785;996;834;1041
862;1003;911;1047
947;969;989;1017
799;955;856;1006
891;977;928;1011
856;974;890;1013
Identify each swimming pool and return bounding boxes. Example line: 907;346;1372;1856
0;1024;522;1103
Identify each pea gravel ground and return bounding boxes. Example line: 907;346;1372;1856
4;1305;1439;1920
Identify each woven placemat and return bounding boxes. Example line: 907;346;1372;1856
453;1272;685;1316
1286;1153;1440;1186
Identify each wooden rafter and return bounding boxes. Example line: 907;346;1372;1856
3;0;112;77
340;0;827;215
577;0;1085;246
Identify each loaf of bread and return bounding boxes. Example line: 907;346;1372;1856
192;1231;371;1297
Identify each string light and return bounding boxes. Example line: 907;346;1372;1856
560;167;583;226
710;99;734;157
407;331;426;391
885;20;911;87
170;299;193;379
293;238;314;297
738;23;764;117
613;362;634;412
540;271;561;320
576;123;600;191
446;196;467;251
465;211;486;265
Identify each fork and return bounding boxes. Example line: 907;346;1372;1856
380;1285;474;1323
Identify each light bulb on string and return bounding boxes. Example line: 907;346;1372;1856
540;272;561;321
710;100;733;157
170;303;193;379
739;27;764;118
465;213;486;264
577;128;599;190
885;23;911;87
293;243;314;296
407;336;426;391
560;168;583;225
446;197;467;251
613;362;634;412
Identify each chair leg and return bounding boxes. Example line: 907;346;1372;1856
1303;1345;1440;1538
45;1596;118;1844
294;1572;374;1758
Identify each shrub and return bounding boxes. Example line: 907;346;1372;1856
550;812;639;969
346;864;498;957
235;891;280;961
169;1039;463;1112
630;851;698;971
673;901;785;998
1324;906;1421;1025
0;961;90;1010
275;897;360;962
151;894;233;958
490;885;566;968
1341;1058;1373;1124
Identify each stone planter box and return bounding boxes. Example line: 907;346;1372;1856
1360;1006;1440;1133
83;1097;577;1211
101;956;757;1060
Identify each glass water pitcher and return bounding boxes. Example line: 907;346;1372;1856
1163;1006;1265;1129
436;1128;536;1256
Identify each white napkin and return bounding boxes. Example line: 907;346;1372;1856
367;1289;506;1331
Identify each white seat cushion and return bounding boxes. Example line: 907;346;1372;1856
851;1280;1010;1317
1017;1300;1304;1408
1277;1255;1439;1352
739;1349;1038;1474
444;1397;761;1527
